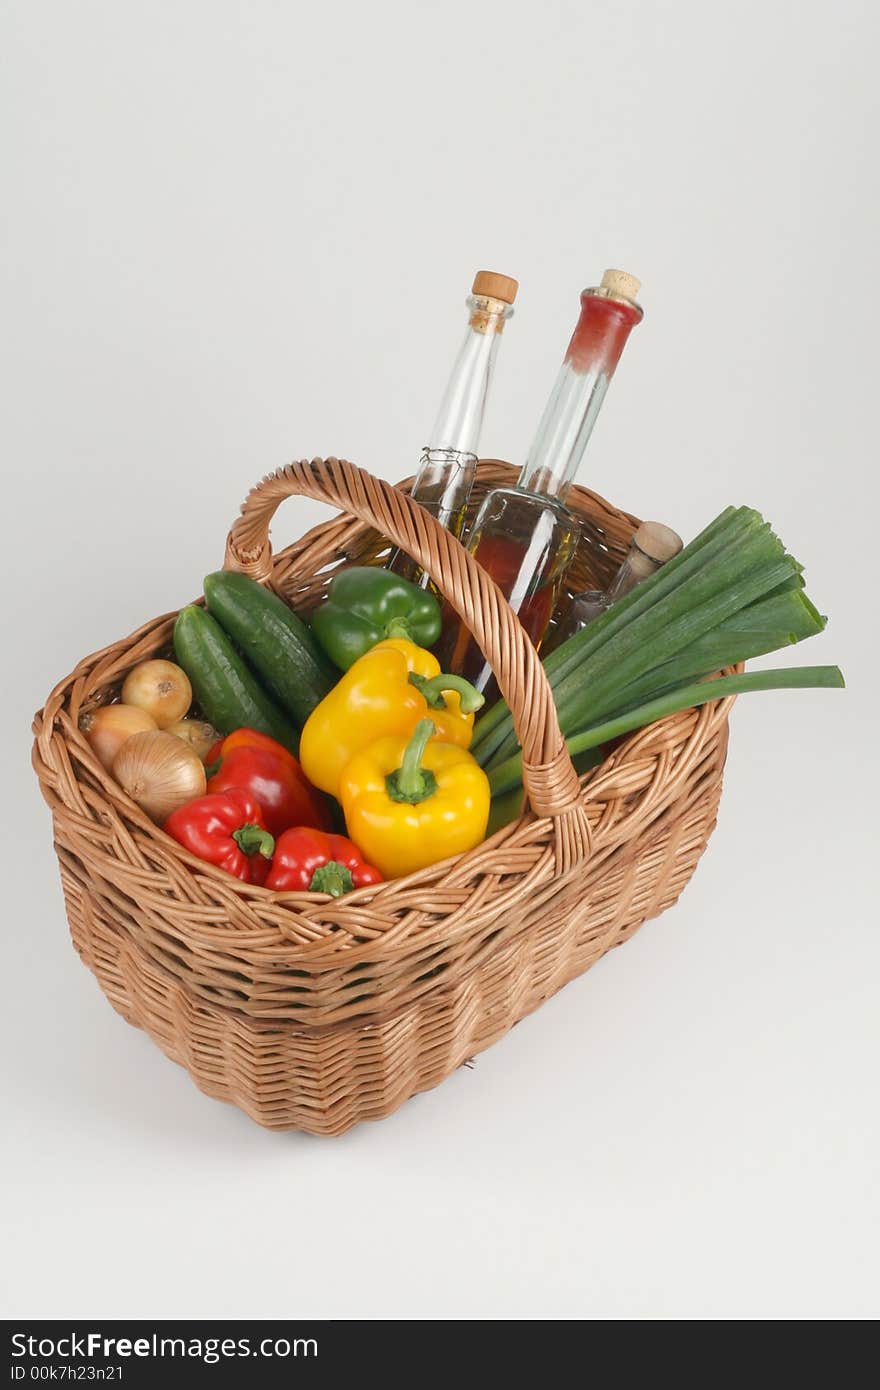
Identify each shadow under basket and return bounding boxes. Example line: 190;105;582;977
32;458;734;1135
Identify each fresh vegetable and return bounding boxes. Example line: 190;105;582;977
166;718;221;761
206;729;331;836
265;827;383;896
112;729;207;821
486;666;846;797
300;638;483;797
311;566;442;671
486;786;525;836
173;606;299;753
470;505;845;797
164;789;275;884
80;704;157;770
121;659;192;729
340;718;490;878
205;725;303;769
203;571;335;725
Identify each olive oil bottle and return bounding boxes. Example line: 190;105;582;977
389;270;518;585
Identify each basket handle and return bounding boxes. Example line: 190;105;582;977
224;457;591;870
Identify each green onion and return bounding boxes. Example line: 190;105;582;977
472;507;754;757
611;588;824;711
467;504;843;799
486;666;845;799
473;506;779;767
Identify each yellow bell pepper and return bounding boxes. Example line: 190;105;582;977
299;638;484;796
340;719;490;878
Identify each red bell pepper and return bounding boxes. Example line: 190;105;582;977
164;789;275;884
206;727;300;771
265;826;383;896
206;728;331;837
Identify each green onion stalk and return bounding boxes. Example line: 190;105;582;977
466;504;844;802
487;666;844;799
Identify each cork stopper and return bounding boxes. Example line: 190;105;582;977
472;270;519;305
633;521;683;564
599;268;641;305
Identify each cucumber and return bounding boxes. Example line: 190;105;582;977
173;605;299;753
203;571;335;725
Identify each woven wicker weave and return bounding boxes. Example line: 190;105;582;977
33;459;734;1134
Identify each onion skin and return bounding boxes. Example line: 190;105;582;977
122;659;192;729
80;704;158;770
112;730;206;822
166;718;220;761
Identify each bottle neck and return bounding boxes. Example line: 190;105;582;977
518;290;642;502
607;537;662;601
426;294;512;460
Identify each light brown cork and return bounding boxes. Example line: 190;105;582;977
472;271;519;304
600;269;641;304
634;521;683;564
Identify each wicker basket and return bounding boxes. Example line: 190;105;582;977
33;457;734;1135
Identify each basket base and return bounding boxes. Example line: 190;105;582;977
57;749;724;1136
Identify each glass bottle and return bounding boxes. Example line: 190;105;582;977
547;520;683;649
437;269;643;694
390;270;518;585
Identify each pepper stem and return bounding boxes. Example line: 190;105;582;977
385;617;413;641
409;671;485;714
309;861;355;897
232;823;275;859
385;718;438;805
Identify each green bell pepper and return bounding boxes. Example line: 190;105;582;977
310;567;442;671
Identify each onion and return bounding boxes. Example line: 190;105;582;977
121;659;192;729
166;718;220;761
112;730;206;822
80;704;158;770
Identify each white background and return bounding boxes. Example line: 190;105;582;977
2;0;877;1320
